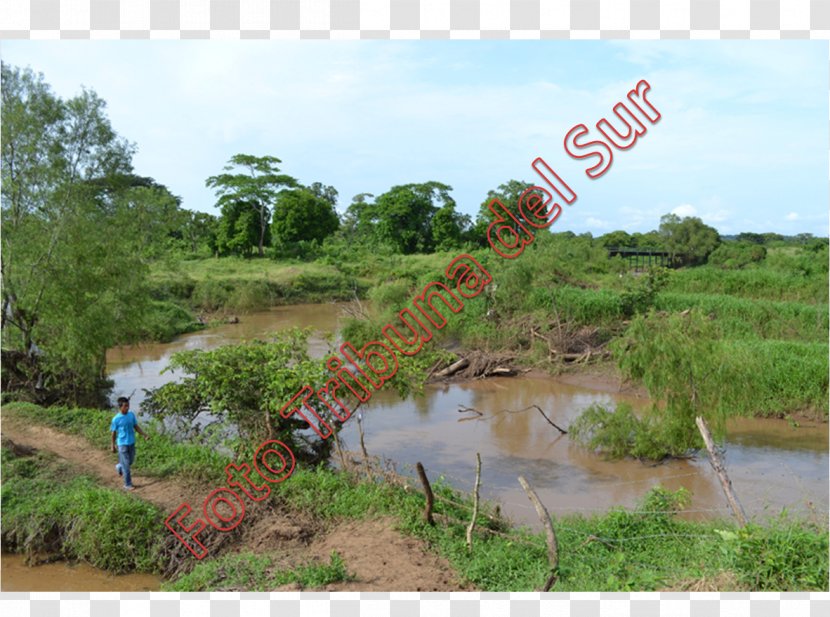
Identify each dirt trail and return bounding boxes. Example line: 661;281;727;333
1;414;464;591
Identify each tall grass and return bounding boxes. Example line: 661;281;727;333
1;448;165;573
654;292;827;341
666;267;828;304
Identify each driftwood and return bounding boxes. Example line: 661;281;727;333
466;452;482;554
416;462;435;526
434;357;469;378
695;416;748;527
518;475;559;592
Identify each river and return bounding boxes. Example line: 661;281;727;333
104;303;829;529
6;303;826;590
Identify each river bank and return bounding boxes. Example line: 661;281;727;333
2;400;827;592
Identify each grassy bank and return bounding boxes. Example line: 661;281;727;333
2;403;827;591
273;467;828;591
1;446;165;574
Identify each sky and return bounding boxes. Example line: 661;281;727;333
1;41;827;236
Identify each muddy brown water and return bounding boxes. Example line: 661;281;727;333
1;554;160;591
13;304;822;590
105;304;828;528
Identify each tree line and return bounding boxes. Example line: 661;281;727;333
2;62;824;406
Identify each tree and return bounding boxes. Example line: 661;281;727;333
472;179;549;243
271;188;340;255
373;181;455;254
599;230;635;249
1;63;150;404
431;201;471;251
180;210;218;256
215;199;269;258
206;154;298;257
658;214;721;266
142;329;338;462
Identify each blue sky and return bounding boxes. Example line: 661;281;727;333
1;41;827;236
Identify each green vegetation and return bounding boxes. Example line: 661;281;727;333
1;447;165;573
163;551;352;591
274;467;827;591
5;402;228;482
3;404;826;591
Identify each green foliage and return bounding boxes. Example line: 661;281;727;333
364;181;457;254
1;448;165;573
0;62;160;404
142;328;337;460
271;188;340;256
666;265;827;304
276;467;827;591
431;201;472;252
719;520;829;590
4;402;230;481
619;267;669;316
613;310;726;453
134;300;203;342
206;154;298;257
569;403;669;460
163;551;352;591
708;242;767;269
659;213;721;266
653;292;827;342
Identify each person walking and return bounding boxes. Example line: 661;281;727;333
111;396;149;491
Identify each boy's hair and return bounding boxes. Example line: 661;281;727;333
117;396;129;406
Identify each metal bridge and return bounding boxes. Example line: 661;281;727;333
606;247;675;270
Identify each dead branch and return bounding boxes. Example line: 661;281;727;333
416;462;435;526
518;475;559;592
466;452;482;554
695;416;747;527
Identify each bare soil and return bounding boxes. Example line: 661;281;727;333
0;414;465;591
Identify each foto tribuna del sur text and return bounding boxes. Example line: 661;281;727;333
166;80;661;558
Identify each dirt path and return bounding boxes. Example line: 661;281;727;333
1;414;465;591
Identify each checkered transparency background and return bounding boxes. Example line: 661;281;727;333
0;0;828;37
1;0;829;616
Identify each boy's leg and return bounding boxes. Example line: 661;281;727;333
119;445;134;488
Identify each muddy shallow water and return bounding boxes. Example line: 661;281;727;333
0;554;160;591
105;305;828;529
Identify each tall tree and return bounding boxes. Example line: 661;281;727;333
1;63;149;404
373;181;455;254
271;188;340;254
205;154;297;257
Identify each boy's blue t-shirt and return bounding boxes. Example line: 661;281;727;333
110;411;137;446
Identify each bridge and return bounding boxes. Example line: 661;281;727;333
606;247;675;270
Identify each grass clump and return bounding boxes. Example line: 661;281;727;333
1;447;165;573
163;551;352;591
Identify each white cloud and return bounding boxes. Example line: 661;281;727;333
585;217;611;230
786;212;799;221
672;204;697;217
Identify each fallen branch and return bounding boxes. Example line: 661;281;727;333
434;357;469;379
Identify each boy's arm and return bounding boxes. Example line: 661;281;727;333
135;424;149;440
111;430;117;452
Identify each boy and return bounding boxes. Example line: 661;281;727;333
111;396;149;491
